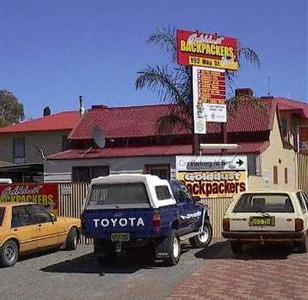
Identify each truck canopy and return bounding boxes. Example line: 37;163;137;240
85;174;177;209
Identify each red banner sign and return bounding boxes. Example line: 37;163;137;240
0;183;59;213
177;30;239;71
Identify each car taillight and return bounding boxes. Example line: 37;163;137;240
295;218;304;232
223;218;230;232
152;211;161;233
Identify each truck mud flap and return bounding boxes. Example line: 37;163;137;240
155;237;170;259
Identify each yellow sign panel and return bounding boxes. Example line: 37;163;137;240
189;56;239;71
176;171;247;199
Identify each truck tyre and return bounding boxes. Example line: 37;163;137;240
65;227;78;250
298;233;308;253
164;230;181;266
0;240;19;267
230;240;242;254
189;220;212;248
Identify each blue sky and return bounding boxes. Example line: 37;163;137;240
0;0;307;119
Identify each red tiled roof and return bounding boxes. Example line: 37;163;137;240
0;111;81;134
48;141;269;160
69;101;276;140
276;98;308;119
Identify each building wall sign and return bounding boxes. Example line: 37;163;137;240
176;155;248;199
0;183;59;214
177;30;239;71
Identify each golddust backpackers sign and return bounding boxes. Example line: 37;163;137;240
177;30;239;71
176;156;248;199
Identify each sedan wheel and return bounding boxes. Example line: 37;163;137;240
0;240;19;267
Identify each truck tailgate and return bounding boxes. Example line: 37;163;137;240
83;208;155;239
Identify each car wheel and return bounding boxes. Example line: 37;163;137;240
164;230;181;266
65;227;78;250
298;233;308;253
0;240;19;267
189;220;213;248
230;240;242;254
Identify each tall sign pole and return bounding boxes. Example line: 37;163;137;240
176;29;239;154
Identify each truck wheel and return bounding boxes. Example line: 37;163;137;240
230;240;242;254
298;233;308;253
164;230;181;266
0;240;19;267
189;220;212;248
65;227;78;250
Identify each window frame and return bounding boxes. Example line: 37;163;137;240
12;137;25;161
144;164;170;180
72;165;110;182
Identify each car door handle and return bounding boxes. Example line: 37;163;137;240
13;228;18;232
38;224;42;227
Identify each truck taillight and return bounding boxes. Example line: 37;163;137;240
223;218;230;232
152;212;161;233
295;218;304;232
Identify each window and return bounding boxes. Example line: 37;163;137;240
62;135;70;151
13;137;25;164
273;166;278;184
145;164;170;180
0;208;5;226
284;168;288;184
233;193;294;213
72;166;110;182
11;206;32;228
170;182;191;203
155;186;172;200
87;183;149;207
248;155;261;176
27;205;52;224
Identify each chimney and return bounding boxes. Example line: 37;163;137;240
43;106;51;117
235;88;253;98
79;96;85;116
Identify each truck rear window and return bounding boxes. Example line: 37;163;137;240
155;186;172;200
0;208;5;226
233;193;294;213
87;183;150;207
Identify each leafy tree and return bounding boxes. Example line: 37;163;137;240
0;90;24;127
135;26;262;151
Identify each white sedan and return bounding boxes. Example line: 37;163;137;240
222;191;308;253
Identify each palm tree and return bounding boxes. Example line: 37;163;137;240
135;26;262;153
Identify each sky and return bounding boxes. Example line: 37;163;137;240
0;0;307;119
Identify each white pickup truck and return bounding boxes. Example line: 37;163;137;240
222;190;308;253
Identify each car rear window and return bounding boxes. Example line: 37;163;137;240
233;193;294;213
155;186;172;200
87;183;150;207
0;207;5;226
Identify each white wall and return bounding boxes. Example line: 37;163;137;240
44;156;176;182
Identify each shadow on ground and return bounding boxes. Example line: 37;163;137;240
41;247;190;275
195;240;296;261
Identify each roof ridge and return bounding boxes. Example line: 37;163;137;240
90;103;175;111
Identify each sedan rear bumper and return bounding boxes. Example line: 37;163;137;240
222;231;304;242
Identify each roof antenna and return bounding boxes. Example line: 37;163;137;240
267;75;271;96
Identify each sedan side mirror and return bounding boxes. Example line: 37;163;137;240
50;213;57;222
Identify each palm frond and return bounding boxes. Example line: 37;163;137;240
157;111;192;134
147;26;177;62
238;43;261;68
135;65;182;104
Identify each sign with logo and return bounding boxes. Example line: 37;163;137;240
0;183;59;214
176;156;248;199
177;30;239;71
193;66;227;131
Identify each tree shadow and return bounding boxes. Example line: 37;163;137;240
195;240;295;261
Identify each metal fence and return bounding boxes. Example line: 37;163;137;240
298;154;308;193
57;183;233;241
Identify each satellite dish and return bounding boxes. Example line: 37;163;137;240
92;126;106;149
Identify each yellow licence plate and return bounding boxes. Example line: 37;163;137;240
111;233;130;242
249;216;275;226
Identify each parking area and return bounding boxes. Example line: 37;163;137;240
1;240;308;300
